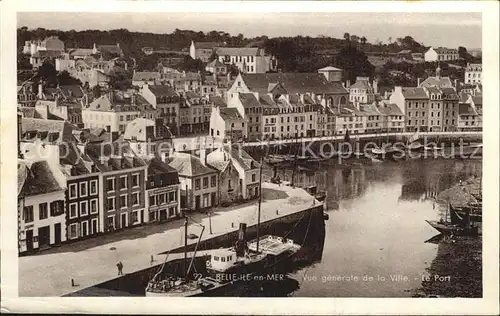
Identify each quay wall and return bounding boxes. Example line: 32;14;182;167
65;204;326;296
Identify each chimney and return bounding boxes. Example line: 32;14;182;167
373;78;378;94
199;149;207;166
346;80;351;88
213;72;217;82
108;90;114;103
106;125;111;133
454;79;459;92
227;72;231;82
300;94;305;104
99;156;109;168
417;78;421;87
38;82;44;99
111;131;119;142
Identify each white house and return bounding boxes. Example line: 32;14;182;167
215;47;277;74
209;106;246;141
207;144;260;200
424;47;459;62
465;63;482;84
18;160;67;253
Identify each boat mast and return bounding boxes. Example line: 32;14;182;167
256;156;264;252
291;132;299;187
184;217;188;278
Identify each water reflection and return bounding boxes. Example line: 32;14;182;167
273;159;482;297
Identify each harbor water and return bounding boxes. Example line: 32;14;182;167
272;158;482;297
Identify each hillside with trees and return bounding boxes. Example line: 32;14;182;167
18;26;480;87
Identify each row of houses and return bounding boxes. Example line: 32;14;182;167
17;115;260;254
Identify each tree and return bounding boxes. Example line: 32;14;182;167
17;53;32;70
360;36;367;45
179;56;204;72
333;45;374;83
343;33;350;42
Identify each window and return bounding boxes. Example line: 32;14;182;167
131;192;139;206
131;211;139;224
252;173;256;182
132;173;140;187
107;215;115;230
107;178;115;192
107;197;115;211
168;191;176;202
79;201;88;216
120;195;128;208
69;203;78;219
69;183;77;199
23;206;34;223
39;203;48;220
90;199;98;214
90;180;97;195
421;120;425;124
149;195;156;206
209;175;216;187
69;223;78;239
120;176;127;190
203;177;209;188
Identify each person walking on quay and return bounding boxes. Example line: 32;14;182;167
117;261;123;275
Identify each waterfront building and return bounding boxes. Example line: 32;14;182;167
424;47;459;62
227;92;262;141
424;86;444;132
82;90;155;133
132;72;162;87
124;117;173;158
228;71;349;112
465;63;482;84
85;139;148;232
209;105;246;141
315;103;336;137
390;87;430;132
143;157;181;222
179;92;211;135
207;145;261;200
189;41;225;63
140;85;181;134
206;154;242;204
440;87;459;132
62;150;101;241
458;93;482;132
215;47;277;74
168;151;219;211
18;160;67;253
349;77;378;104
359;103;383;134
17;81;38;107
376;102;405;133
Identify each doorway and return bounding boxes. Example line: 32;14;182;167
91;219;98;235
38;226;50;248
195;195;201;210
121;213;127;229
81;221;88;237
54;223;61;244
26;230;34;251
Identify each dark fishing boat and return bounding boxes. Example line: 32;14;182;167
426;203;480;236
146;157;304;297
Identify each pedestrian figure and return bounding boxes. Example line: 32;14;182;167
117;261;123;275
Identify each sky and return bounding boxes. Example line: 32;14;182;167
17;12;482;49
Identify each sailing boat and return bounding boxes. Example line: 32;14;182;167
425;202;479;236
145;158;302;297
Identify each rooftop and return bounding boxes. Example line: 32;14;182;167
133;72;161;82
419;76;453;88
146;85;178;98
18;160;63;197
215;47;261;56
167;152;217;177
240;73;348;95
401;87;429;99
458;103;477;116
218;107;243;121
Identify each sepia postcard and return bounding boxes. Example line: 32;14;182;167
1;0;499;314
